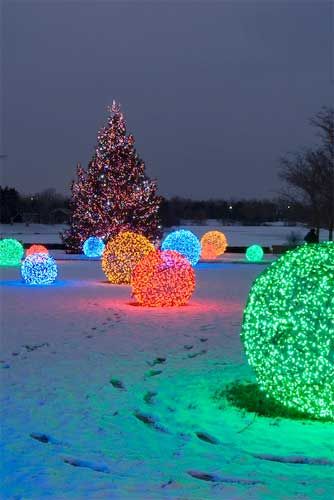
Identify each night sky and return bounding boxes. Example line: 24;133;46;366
2;1;333;199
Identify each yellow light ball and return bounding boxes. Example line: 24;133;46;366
102;231;155;284
201;231;227;260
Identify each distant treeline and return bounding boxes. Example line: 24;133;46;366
160;197;307;227
1;185;307;227
0;187;70;224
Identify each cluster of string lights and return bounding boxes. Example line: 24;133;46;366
161;229;201;266
102;231;155;284
245;244;264;262
21;253;58;285
26;244;49;256
83;236;105;257
132;249;195;307
0;238;24;266
242;242;334;420
201;231;227;259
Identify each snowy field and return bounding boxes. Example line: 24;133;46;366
1;260;333;499
0;222;329;247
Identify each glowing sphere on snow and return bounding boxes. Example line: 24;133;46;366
161;229;201;266
102;231;155;284
26;244;49;257
241;242;334;420
83;236;105;257
21;253;58;285
0;238;24;266
201;231;227;260
246;244;264;262
132;250;196;307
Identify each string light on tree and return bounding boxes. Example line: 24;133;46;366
21;253;58;285
26;244;49;257
246;244;264;262
201;231;227;260
131;250;196;307
61;101;161;253
83;236;105;257
161;229;201;266
0;238;24;266
102;231;155;284
241;242;334;420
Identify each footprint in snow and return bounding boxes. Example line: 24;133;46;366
134;410;169;433
187;470;263;485
253;453;334;466
30;432;62;445
187;349;207;359
195;431;220;445
23;343;49;352
110;378;126;390
145;369;162;378
64;457;110;473
147;357;166;366
143;391;157;405
199;324;215;331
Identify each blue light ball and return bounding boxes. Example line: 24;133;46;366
83;236;105;257
21;253;58;285
161;229;201;266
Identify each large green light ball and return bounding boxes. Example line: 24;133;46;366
241;242;334;420
246;244;264;262
0;238;24;266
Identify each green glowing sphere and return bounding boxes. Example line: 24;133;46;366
246;244;264;262
0;238;24;266
241;242;334;420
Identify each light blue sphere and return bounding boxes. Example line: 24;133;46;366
161;229;201;266
21;253;58;285
83;236;105;257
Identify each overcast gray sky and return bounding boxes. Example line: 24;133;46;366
2;0;333;199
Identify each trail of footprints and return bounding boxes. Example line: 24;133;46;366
27;321;334;487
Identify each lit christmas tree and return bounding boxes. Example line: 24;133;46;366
62;101;161;252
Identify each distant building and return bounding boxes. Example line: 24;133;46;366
49;208;71;224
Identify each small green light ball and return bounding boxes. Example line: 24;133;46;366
246;244;264;262
0;238;24;266
241;242;334;420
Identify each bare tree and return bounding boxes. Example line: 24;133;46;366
279;107;334;240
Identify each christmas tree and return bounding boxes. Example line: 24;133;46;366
61;101;161;253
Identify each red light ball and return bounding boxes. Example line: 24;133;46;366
26;244;49;257
131;250;196;307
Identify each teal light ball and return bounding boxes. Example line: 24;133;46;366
0;238;24;266
246;244;264;262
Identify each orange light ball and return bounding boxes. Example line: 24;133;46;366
102;231;155;284
26;244;49;257
131;249;196;307
201;231;227;259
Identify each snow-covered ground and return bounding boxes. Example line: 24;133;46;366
1;260;333;499
0;222;329;246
